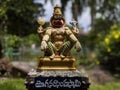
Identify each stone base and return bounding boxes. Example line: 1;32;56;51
25;70;90;90
37;57;76;70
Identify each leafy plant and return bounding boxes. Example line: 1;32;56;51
6;35;22;47
22;34;40;47
0;0;44;36
97;24;120;74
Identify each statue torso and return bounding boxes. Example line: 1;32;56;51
51;27;66;50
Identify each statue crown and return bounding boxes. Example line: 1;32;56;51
53;4;62;15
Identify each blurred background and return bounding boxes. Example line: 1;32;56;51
0;0;120;90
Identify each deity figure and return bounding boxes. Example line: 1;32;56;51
37;4;82;59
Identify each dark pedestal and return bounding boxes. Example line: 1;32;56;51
25;70;90;90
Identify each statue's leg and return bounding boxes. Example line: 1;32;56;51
59;41;74;58
47;42;56;59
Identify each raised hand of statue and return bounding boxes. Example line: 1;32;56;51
72;27;79;35
37;18;45;34
40;41;48;51
75;41;82;52
37;26;43;33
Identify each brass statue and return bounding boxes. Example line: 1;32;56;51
37;4;81;59
25;5;90;90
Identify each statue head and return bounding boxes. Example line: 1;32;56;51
50;4;65;28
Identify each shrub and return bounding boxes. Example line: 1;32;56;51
5;35;22;47
97;24;120;73
22;34;40;47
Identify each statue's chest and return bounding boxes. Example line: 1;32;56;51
51;28;65;35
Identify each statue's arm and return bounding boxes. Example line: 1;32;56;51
37;26;44;41
72;27;79;35
37;26;43;33
40;28;51;50
65;27;82;52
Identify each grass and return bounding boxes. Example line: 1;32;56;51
89;82;120;90
0;78;120;90
0;78;26;90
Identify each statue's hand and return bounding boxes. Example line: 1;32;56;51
41;41;48;51
37;26;43;33
75;41;82;52
72;27;79;35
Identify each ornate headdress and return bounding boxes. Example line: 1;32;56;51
53;4;62;15
50;4;65;27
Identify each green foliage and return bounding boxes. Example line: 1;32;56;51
82;0;120;49
97;24;120;73
0;79;26;90
22;34;40;47
6;34;22;47
74;34;99;68
0;0;44;36
4;34;40;48
89;82;120;90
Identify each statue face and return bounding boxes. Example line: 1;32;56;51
51;14;65;28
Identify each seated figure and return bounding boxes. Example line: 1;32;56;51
37;4;81;59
